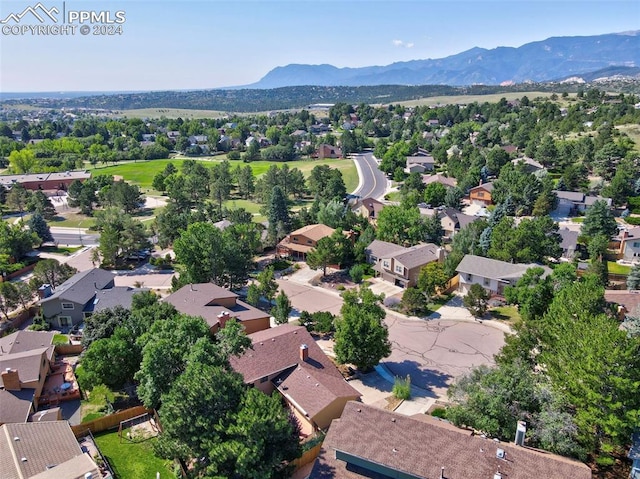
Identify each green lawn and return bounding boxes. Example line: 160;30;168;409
88;157;358;192
52;334;69;345
94;429;175;479
49;214;96;229
570;217;584;223
490;306;522;325
608;261;631;275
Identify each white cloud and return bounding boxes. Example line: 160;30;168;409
392;39;414;48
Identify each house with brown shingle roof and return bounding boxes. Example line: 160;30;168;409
163;283;270;335
469;181;494;206
353;197;385;223
310;401;591;479
0;421;104;479
229;324;361;433
277;224;336;261
0;331;58;425
421;172;457;189
365;240;443;288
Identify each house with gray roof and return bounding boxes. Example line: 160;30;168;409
405;155;435;174
553;190;612;214
39;269;143;329
0;421;106;479
456;254;551;296
229;324;360;433
366;240;443;288
310;401;591;479
558;228;579;260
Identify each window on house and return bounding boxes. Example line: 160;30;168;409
307;240;313;245
395;264;404;274
370;256;377;262
477;192;484;198
292;236;298;242
382;260;390;269
59;316;72;327
61;303;74;310
483;278;490;286
633;242;640;248
466;274;472;281
260;376;268;383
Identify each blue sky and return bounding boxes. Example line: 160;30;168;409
0;0;638;92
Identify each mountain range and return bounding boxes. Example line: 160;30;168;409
248;32;640;89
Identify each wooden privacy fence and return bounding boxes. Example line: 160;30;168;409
71;406;152;437
290;443;323;472
55;343;83;355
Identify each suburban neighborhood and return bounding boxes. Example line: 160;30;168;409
0;85;639;479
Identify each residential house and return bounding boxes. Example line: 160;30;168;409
313;144;342;159
604;290;640;320
614;227;640;263
309;401;591;479
188;135;208;145
404;155;435;174
353;197;385;223
39;269;147;328
427;119;440;127
310;123;331;135
501;144;518;154
229;324;361;433
456;254;551;296
421;172;457;189
277;224;336;261
0;171;91;193
0;331;55;424
553;190;612;215
511;156;546;174
437;208;478;239
558;228;579;260
164;283;270;334
469;181;494;206
0;421;107;479
166;130;180;142
365;240;443;288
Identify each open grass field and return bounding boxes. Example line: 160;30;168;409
50;213;96;229
396;91;572;107
88;157;359;192
94;429;174;479
617;123;640;154
113;108;228;119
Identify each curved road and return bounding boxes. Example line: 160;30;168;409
350;152;389;200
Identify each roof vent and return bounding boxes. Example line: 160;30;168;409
391;418;396;423
494;474;502;479
21;457;27;462
13;436;19;441
392;448;398;453
496;448;505;459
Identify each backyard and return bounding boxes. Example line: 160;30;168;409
94;429;175;479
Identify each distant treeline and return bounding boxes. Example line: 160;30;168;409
0;83;608;113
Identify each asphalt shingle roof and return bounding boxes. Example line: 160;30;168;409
456;255;550;282
0;421;98;479
310;402;591;479
39;268;114;307
230;325;360;419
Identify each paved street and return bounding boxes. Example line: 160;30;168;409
350;152;389;200
279;268;507;404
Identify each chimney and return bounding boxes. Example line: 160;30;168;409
217;311;231;329
37;284;52;299
514;420;526;446
85;473;93;479
299;344;309;362
2;368;21;391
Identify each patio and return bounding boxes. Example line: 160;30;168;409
40;357;81;406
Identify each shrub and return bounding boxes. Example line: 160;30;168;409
270;259;291;271
624;216;640;226
336;284;345;291
431;407;447;419
392;375;411;400
383;296;401;309
349;264;365;284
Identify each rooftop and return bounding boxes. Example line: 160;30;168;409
456;255;551;282
164;283;268;328
39;268;114;307
310;402;591;479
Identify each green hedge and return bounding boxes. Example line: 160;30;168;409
624;216;640;226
